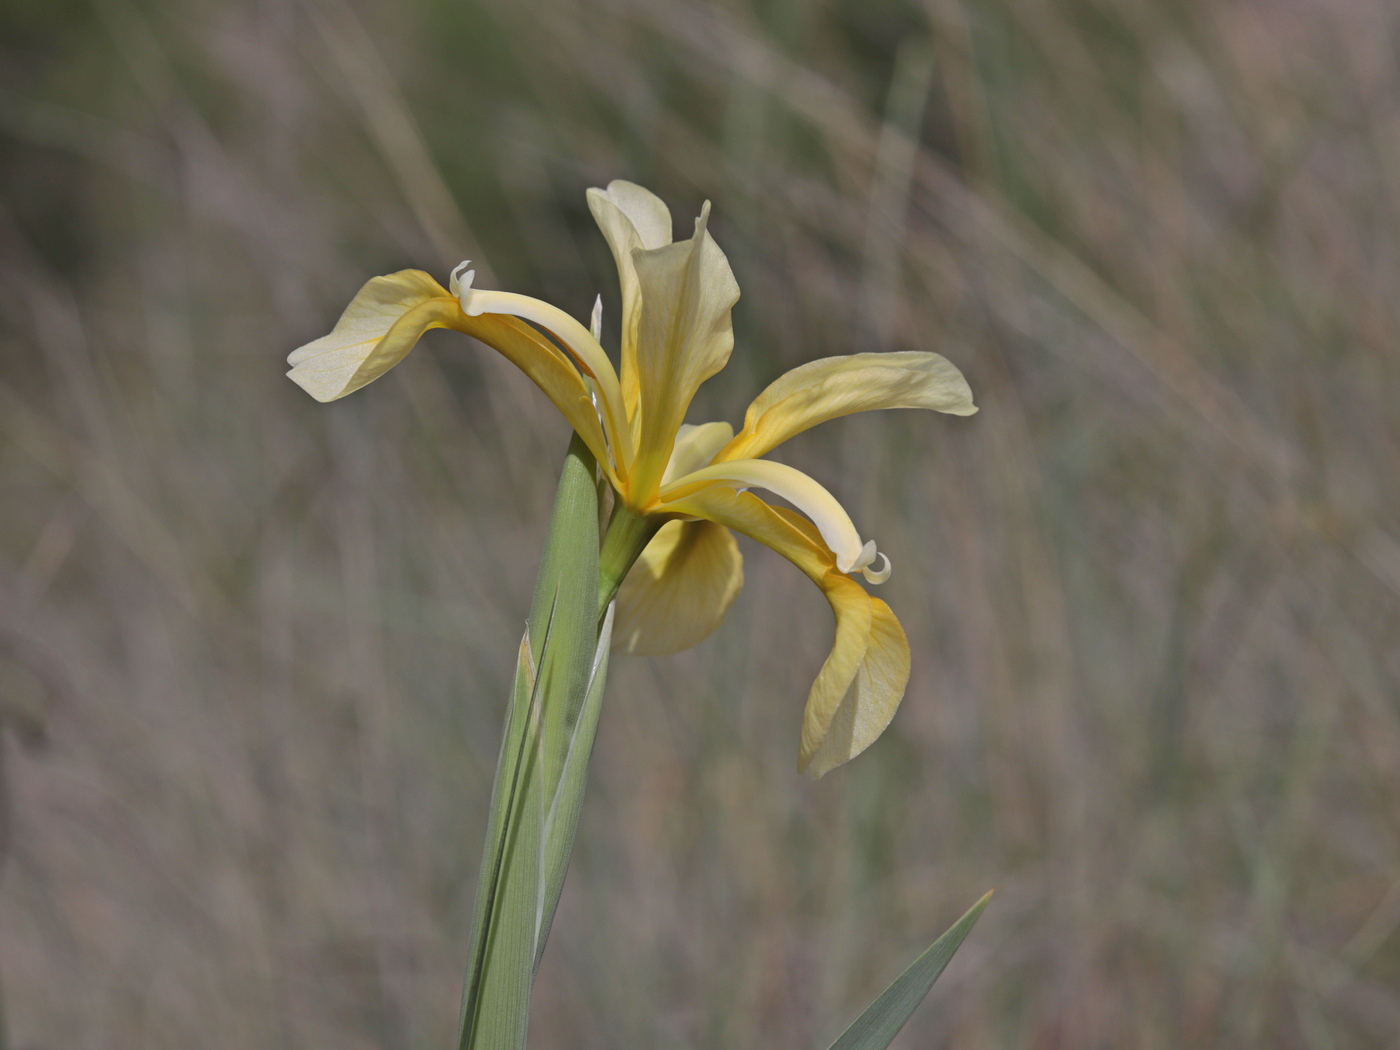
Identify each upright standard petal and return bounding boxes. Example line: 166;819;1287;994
587;181;673;423
628;203;741;501
613;519;744;655
660;486;912;775
718;351;977;462
287;270;459;401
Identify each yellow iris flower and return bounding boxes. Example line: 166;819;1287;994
287;181;975;775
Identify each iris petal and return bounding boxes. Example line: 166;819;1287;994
718;351;976;462
287;269;619;487
803;596;910;777
287;270;458;401
658;486;913;775
587;181;674;425
627;202;741;501
661;421;734;486
614;519;744;655
454;313;619;489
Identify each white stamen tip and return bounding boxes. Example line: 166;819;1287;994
449;260;473;296
453;263;479;313
849;539;891;584
861;551;892;585
853;539;877;569
590;295;603;341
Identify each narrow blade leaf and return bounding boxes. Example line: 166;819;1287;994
534;601;614;974
827;891;992;1050
457;435;603;1050
456;604;553;1049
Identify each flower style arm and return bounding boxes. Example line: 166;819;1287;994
659;458;887;580
459;282;635;476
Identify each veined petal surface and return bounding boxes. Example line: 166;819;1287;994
613;519;744;655
587;181;673;423
629;203;740;500
719;351;977;462
287;270;457;401
659;486;912;774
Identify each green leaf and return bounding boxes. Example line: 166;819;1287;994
826;891;992;1050
455;600;551;1050
534;601;614;975
457;434;606;1050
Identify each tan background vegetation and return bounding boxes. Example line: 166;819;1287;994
2;0;1399;1045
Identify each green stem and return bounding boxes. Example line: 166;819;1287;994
597;502;662;614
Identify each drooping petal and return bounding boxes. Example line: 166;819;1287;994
587;181;673;424
718;351;977;462
461;283;634;474
628;202;741;501
800;573;873;762
660;458;882;578
661;421;734;486
287;270;459;401
613;519;744;655
287;270;621;487
659;486;913;775
803;597;910;777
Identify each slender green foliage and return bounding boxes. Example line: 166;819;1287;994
456;435;609;1050
827;892;992;1050
533;602;613;975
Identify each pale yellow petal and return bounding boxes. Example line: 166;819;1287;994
287;270;456;401
718;351;977;462
660;458;875;576
461;285;634;473
590;181;674;251
628;201;741;501
613;519;744;655
659;486;912;774
803;598;910;777
797;574;872;763
287;270;622;486
587;181;673;422
661;421;733;486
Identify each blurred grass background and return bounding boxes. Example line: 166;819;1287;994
2;0;1399;1045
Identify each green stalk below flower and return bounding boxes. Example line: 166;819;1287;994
456;435;613;1050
